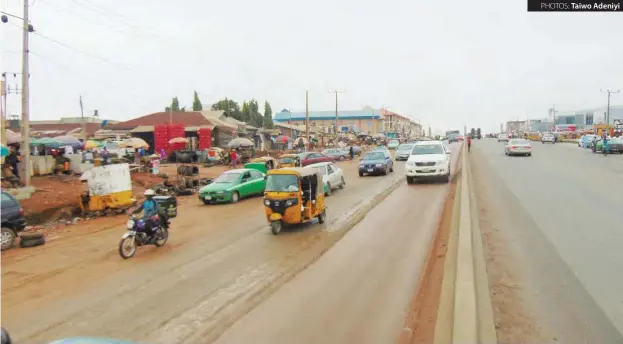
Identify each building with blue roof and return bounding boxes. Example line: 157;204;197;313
274;106;385;135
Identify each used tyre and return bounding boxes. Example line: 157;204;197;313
1;227;17;251
20;232;44;241
20;236;45;248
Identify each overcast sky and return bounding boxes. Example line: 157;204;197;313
1;0;622;133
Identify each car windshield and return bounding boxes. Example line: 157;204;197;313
398;144;414;151
389;140;399;145
411;144;445;155
362;152;385;160
265;174;300;192
510;139;530;145
279;157;294;164
309;166;327;175
214;173;240;183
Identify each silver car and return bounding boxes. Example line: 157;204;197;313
322;148;349;161
505;139;532;156
395;143;414;161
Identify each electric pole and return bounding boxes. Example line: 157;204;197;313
80;95;87;141
305;90;309;139
1;74;6;150
20;0;31;186
329;90;345;134
601;89;620;125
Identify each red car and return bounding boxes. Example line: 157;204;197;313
299;152;334;166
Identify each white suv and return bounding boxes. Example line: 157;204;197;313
405;141;451;184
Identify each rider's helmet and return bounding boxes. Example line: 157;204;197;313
144;189;156;199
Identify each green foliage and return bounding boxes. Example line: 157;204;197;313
192;91;202;111
211;98;242;120
263;101;274;129
171;97;180;112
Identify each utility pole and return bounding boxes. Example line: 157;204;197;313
1;74;6;150
329;90;345;134
552;104;556;131
601;89;620;125
169;98;173;124
79;95;87;141
305;90;309;139
20;0;31;186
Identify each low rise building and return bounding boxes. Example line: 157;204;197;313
273;106;384;135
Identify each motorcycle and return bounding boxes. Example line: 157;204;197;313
118;214;169;259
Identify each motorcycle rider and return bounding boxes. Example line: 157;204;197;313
132;189;163;237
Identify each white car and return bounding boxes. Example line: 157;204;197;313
505;139;532;156
541;133;555;144
405;141;451;184
497;134;509;142
307;162;345;196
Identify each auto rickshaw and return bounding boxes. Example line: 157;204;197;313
263;167;326;235
278;153;301;168
250;156;278;170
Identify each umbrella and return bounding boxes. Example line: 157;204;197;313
54;135;83;150
1;145;9;157
84;140;104;150
119;137;150;149
169;137;189;144
5;130;21;145
31;137;62;148
228;137;254;148
293;137;308;146
275;135;291;143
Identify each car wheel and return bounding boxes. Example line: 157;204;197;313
339;155;345;161
201;198;210;205
443;173;450;183
339;177;345;189
359;172;364;177
390;165;394;172
1;227;17;251
325;183;332;196
406;177;413;184
528;153;532;156
231;191;240;203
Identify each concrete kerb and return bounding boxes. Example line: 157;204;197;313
436;143;498;344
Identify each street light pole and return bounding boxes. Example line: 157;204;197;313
20;0;31;186
601;88;620;125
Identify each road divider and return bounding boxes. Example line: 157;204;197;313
434;143;497;344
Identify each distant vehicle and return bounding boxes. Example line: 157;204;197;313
405;140;451;184
395;143;415;161
497;133;509;142
592;137;623;154
541;132;556;144
344;145;362;156
307;162;345;196
1;191;27;251
299;152;334;166
579;135;598;148
387;139;400;150
446;130;460;143
359;151;394;176
322;148;348;161
505;139;532;156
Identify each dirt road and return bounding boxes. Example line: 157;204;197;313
214;145;460;344
2;158;401;343
471;140;623;343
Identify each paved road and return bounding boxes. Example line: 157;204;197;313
1;146;457;344
214;145;460;344
471;139;623;343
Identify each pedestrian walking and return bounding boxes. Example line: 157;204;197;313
467;136;472;152
230;149;238;169
349;146;355;162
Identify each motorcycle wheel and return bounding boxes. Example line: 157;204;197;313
119;236;137;259
155;229;168;247
270;221;282;235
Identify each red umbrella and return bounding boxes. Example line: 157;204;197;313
275;135;291;143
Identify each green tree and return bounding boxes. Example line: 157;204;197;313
171;97;180;111
247;99;263;127
192;91;202;111
211;98;242;120
241;101;250;123
263;101;274;128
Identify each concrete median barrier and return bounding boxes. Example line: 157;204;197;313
434;143;497;344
